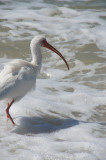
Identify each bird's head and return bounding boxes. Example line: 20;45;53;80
31;36;69;70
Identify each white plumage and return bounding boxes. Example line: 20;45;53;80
0;60;36;101
0;35;69;125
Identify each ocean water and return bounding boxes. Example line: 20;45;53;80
0;0;106;159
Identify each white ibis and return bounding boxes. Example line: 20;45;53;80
0;36;69;125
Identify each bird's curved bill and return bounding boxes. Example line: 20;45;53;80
43;40;69;70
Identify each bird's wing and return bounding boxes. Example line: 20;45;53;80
0;59;37;100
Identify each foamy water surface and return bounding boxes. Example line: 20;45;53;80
0;0;106;159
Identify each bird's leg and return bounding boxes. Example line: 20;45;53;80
6;103;10;119
6;99;15;125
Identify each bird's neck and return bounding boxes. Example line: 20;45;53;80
31;45;42;71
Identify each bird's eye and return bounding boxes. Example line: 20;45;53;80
42;40;45;43
41;39;46;46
